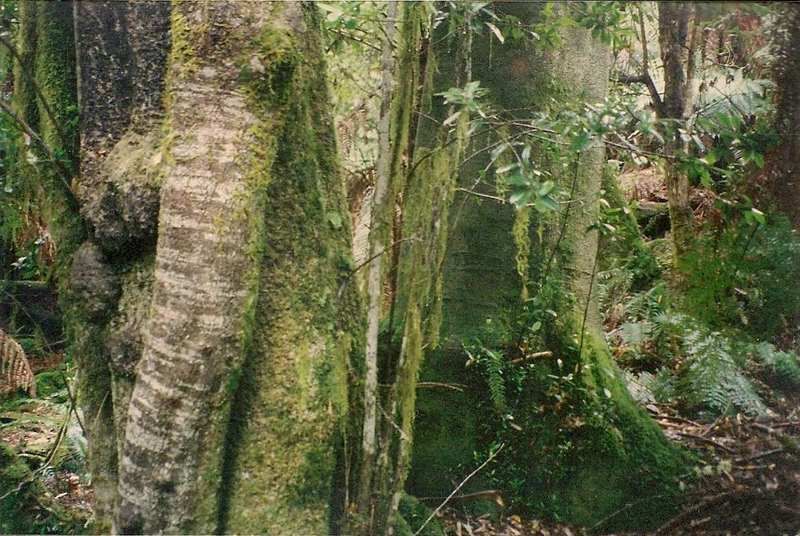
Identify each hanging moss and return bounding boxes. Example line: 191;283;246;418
513;207;532;301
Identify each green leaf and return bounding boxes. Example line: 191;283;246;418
443;110;462;126
327;211;343;229
534;195;559;213
485;22;505;43
506;172;529;186
497;162;519;175
538;180;555;196
750;208;766;225
509;190;532;208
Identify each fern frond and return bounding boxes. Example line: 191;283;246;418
0;329;36;397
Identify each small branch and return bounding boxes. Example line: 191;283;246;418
326;27;382;52
654;490;745;535
413;444;505;536
0;99;80;211
0;34;73;152
416;382;467;392
509;351;553;365
418;489;503;503
735;448;784;464
676;431;735;453
455;187;506;203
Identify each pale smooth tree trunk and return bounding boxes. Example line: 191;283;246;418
66;1;359;533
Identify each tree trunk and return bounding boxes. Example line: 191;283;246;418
410;3;686;529
658;2;694;264
768;2;800;227
65;2;361;533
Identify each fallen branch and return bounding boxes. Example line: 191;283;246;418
676;431;735;453
654;489;756;535
413;444;505;536
735;448;783;464
509;351;553;365
416;382;467;393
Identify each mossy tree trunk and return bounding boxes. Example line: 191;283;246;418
410;3;686;529
349;4;472;534
22;1;362;533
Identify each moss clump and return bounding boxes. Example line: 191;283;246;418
397;494;445;536
0;442;82;534
34;370;67;402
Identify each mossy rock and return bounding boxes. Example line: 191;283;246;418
397;494;445;536
0;442;45;533
0;442;86;533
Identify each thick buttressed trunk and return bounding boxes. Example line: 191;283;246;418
70;2;170;528
769;3;800;228
658;2;694;263
68;2;359;533
410;3;685;529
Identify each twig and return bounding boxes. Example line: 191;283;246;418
413;444;505;536
326;27;381;52
416;382;467;393
455;187;506;203
735;448;783;464
702;407;728;437
418;489;503;503
60;370;86;437
0;34;73;152
509;351;553;365
577;243;599;359
0;99;79;211
654;490;745;535
676;431;735;453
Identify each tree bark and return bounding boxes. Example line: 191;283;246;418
65;2;361;533
410;3;686;529
658;2;694;264
769;3;800;228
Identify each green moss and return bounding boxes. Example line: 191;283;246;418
513;206;532;301
168;6;201;80
11;1;83;280
213;5;362;533
0;442;83;534
398;494;445;536
34;370;67;402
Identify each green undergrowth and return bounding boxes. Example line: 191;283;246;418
598;211;800;419
682;216;800;340
461;277;689;531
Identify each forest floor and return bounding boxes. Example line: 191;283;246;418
434;396;800;536
2;351;799;535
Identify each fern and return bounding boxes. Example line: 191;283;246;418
0;328;36;397
482;348;507;414
674;326;767;416
750;342;800;389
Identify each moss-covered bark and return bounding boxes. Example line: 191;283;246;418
23;1;360;533
410;3;687;529
217;5;362;534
